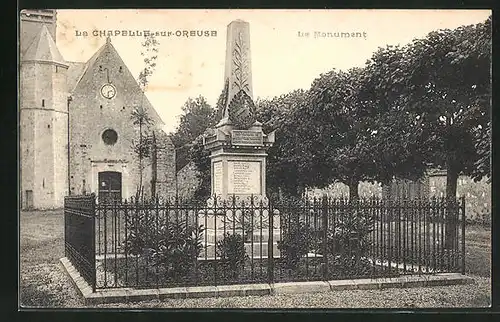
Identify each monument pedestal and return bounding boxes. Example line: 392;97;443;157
204;119;275;202
199;19;279;261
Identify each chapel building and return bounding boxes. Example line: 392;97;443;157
19;9;176;210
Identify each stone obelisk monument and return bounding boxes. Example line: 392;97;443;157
200;20;278;258
204;19;275;204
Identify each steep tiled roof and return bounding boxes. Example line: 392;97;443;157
66;61;86;93
23;25;67;66
68;44;107;94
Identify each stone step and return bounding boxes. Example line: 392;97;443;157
200;242;281;259
202;229;282;243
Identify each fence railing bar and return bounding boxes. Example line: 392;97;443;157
418;198;422;274
461;196;466;275
268;198;274;284
135;198;139;287
91;195;96;292
124;200;128;286
214;196;218;286
251;198;255;280
113;200;118;287
103;201;107;288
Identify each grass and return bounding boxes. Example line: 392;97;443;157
463;224;491;277
19;210;491;308
19;210;84;307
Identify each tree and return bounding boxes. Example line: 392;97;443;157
131;33;160;198
169;96;217;201
131;105;154;197
402;17;491;202
171;96;217;148
296;67;385;200
360;45;430;184
186;135;212;201
377;17;492;249
472;123;491;183
254;90;311;197
274;50;430;201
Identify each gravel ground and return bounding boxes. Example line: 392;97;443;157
19;211;491;309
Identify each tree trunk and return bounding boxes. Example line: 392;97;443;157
296;185;305;199
445;163;459;250
138;121;143;198
151;131;157;198
348;179;359;202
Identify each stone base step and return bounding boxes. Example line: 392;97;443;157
202;229;282;243
199;241;281;259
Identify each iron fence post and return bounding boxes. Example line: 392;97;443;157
461;196;466;275
322;195;328;280
64;197;67;258
91;194;97;292
268;199;274;284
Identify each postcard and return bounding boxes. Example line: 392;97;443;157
19;9;491;309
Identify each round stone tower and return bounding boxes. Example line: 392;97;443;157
20;16;69;209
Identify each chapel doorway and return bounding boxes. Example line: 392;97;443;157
98;171;122;203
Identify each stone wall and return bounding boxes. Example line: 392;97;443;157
428;173;490;221
155;131;177;199
307;173;491;221
176;161;201;201
307;181;383;199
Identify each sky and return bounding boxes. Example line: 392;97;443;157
55;9;491;134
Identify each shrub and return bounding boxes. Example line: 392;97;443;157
153;220;205;280
277;214;314;269
326;207;374;275
216;233;248;278
124;208;205;281
123;206;157;256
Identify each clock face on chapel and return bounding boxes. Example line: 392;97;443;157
101;84;116;99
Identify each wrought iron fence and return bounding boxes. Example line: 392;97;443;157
64;194;96;291
90;195;466;290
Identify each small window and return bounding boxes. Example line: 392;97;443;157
119;66;123;73
102;129;118;145
47;124;50;129
100;105;103;109
42;178;45;188
55;66;59;73
42;99;45;107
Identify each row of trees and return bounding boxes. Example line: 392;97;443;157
171;17;491;203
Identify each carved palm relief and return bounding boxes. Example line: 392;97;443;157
232;32;250;94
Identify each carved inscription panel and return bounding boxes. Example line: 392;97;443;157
213;161;223;196
227;161;261;195
231;130;263;146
